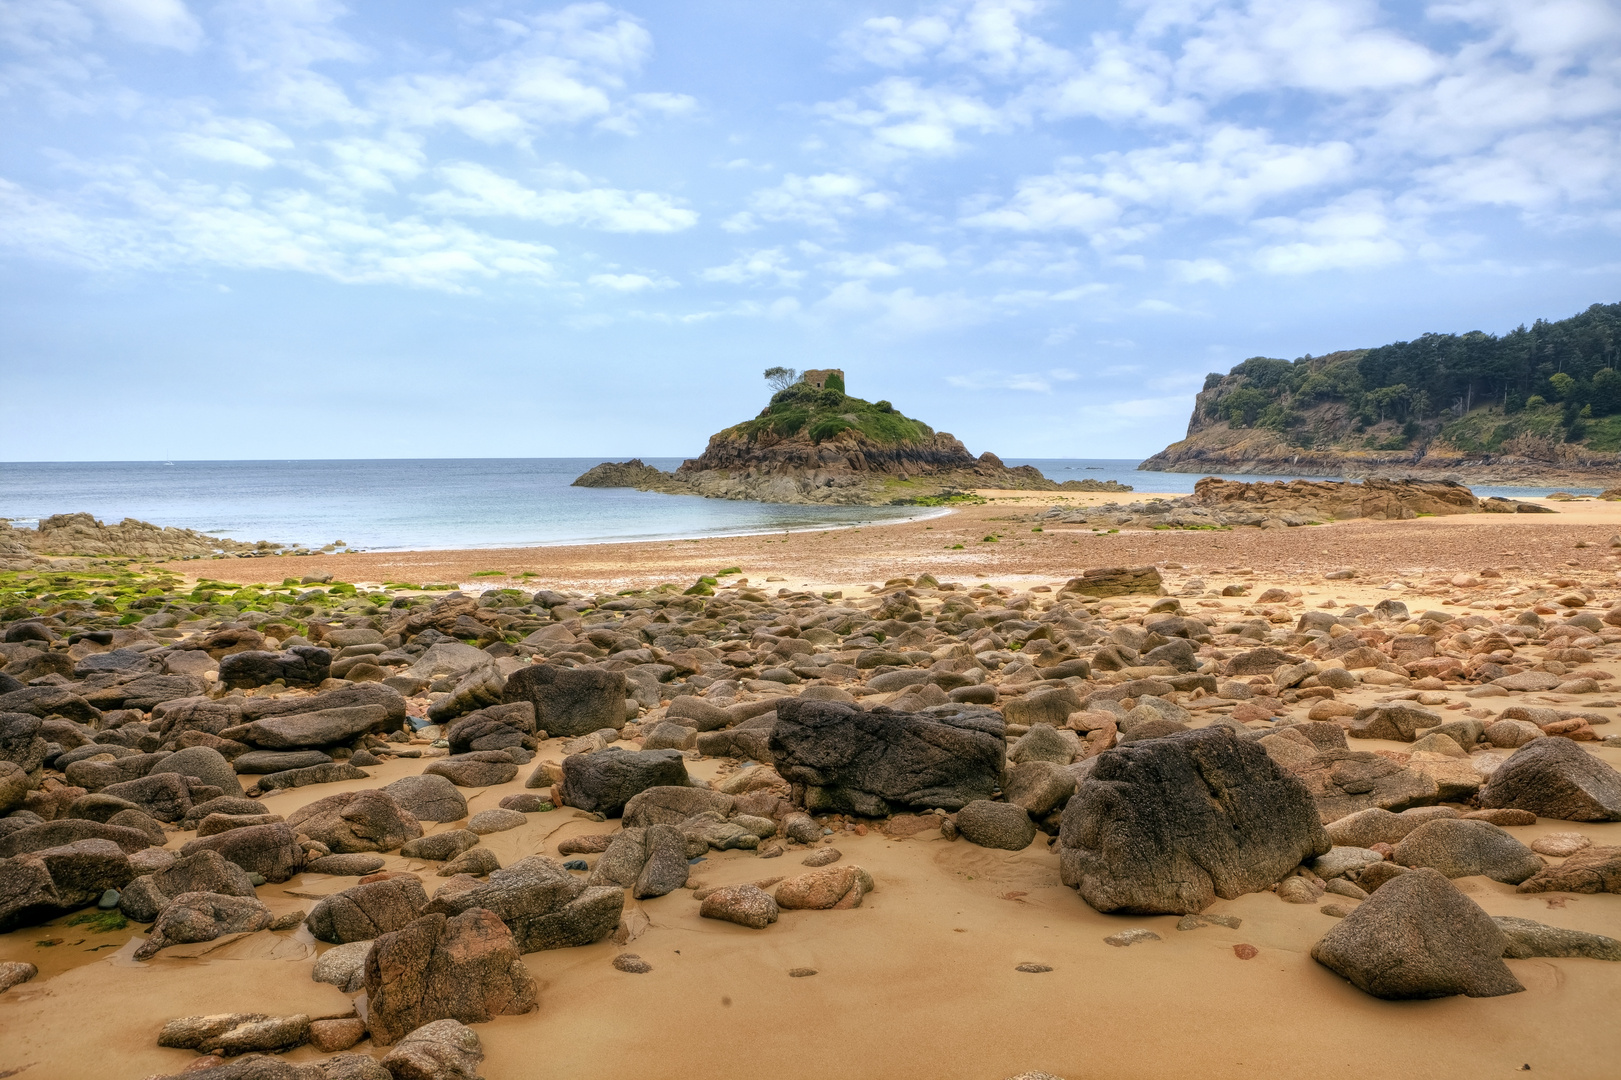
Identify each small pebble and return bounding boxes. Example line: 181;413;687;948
802;847;841;867
788;967;817;978
1104;929;1161;947
1320;903;1355;918
1014;963;1053;973
612;953;652;974
563;859;588;871
1233;944;1258;960
97;889;120;910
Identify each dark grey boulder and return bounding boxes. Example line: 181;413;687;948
385;774;469;823
1059;726;1330;914
769;699;1006;816
558;748;690;817
82;674;205;712
426;663;507;724
1479;737;1621;821
218;648;333;690
0;687;100;724
237;683;406;728
1311;867;1525;998
305;853;386;876
306;875;429;943
1002;760;1078;817
120;849;258;923
621;786;736;828
0;712;47;774
956;801;1037;850
424;855;623;952
502;664;627;738
135;891;274;959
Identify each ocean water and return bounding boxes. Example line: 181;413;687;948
0;458;1600;552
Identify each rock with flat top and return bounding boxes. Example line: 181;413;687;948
1479;738;1621;821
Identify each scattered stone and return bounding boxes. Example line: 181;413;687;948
363;910;538;1045
699;884;779;929
801;847;841;867
1515;845;1621;894
775;865;875;909
305;875;429;944
308;1017;368;1053
956;800;1037;851
158;1013;311;1056
0;960;38;994
1103;929;1161;947
1014;962;1053;973
286;789;423;854
1479;738;1621;821
306;854;387;876
467;808;526;835
1393;818;1543;884
1531;832;1592;857
379;1018;485;1080
612;952;652;973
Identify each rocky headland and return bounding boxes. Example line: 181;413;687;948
0;514;322;571
574;377;1130;505
1142;301;1621;486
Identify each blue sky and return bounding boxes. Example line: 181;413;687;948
3;0;1619;462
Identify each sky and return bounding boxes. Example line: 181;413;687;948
3;0;1620;462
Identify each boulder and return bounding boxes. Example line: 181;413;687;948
1348;703;1443;742
426;663;507;724
424;754;519;788
1514;845;1621;894
233;750;333;774
774;865;874;910
423;855;623;952
1058;726;1330;914
1494;915;1621;960
135;891;274;959
699;884;779;929
1310;867;1525;998
306;875;430;943
621;786;736;828
255;761;371;792
312;939;374;992
306;854;387;876
1266;736;1442;823
218;648;333;690
385;775;469;823
1392;818;1543;884
1007;723;1075;765
446;702;538;754
1325;806;1458;848
233;705;390;750
559;748;690;817
0;760;31;815
1478;738;1621;821
157;1013;311;1056
154;745;243;798
379;1019;485;1080
769;699;1005;817
238;683;406;727
401;831;480;862
0;838;134;932
286;789;422;854
363;910;538;1045
99;771;193;823
0;818;153;857
119;849;257;923
1059;566;1162;598
180;822;304;883
955;801;1037;850
502;664;628;738
468;808;526;835
1002;760;1078;817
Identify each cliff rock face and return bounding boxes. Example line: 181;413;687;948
1143;301;1621;484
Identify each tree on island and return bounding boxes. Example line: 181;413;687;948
764;366;800;392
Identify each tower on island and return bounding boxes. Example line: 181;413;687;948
801;368;845;390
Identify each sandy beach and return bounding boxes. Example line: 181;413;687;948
4;489;1621;1080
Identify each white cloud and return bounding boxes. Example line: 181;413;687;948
699;248;803;286
417;162;697;232
588;271;672;290
945;366;1080;392
821;242;948;278
0;173;558;290
1415;127;1621;215
82;0;202;50
320;133;426;193
729;173;893;231
816;279;984;334
839;0;1066;77
173;116;293;169
819;77;1009;156
1252;191;1407;274
1169;256;1233;284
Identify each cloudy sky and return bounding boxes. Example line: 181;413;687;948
3;0;1619;462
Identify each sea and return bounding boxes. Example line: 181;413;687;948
0;458;1603;553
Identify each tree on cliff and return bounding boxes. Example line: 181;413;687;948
764;366;800;392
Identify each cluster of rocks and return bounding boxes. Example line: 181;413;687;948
0;514;301;569
3;558;1621;1075
1042;477;1553;531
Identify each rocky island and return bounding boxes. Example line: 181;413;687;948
1143;301;1621;486
574;369;1130;505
